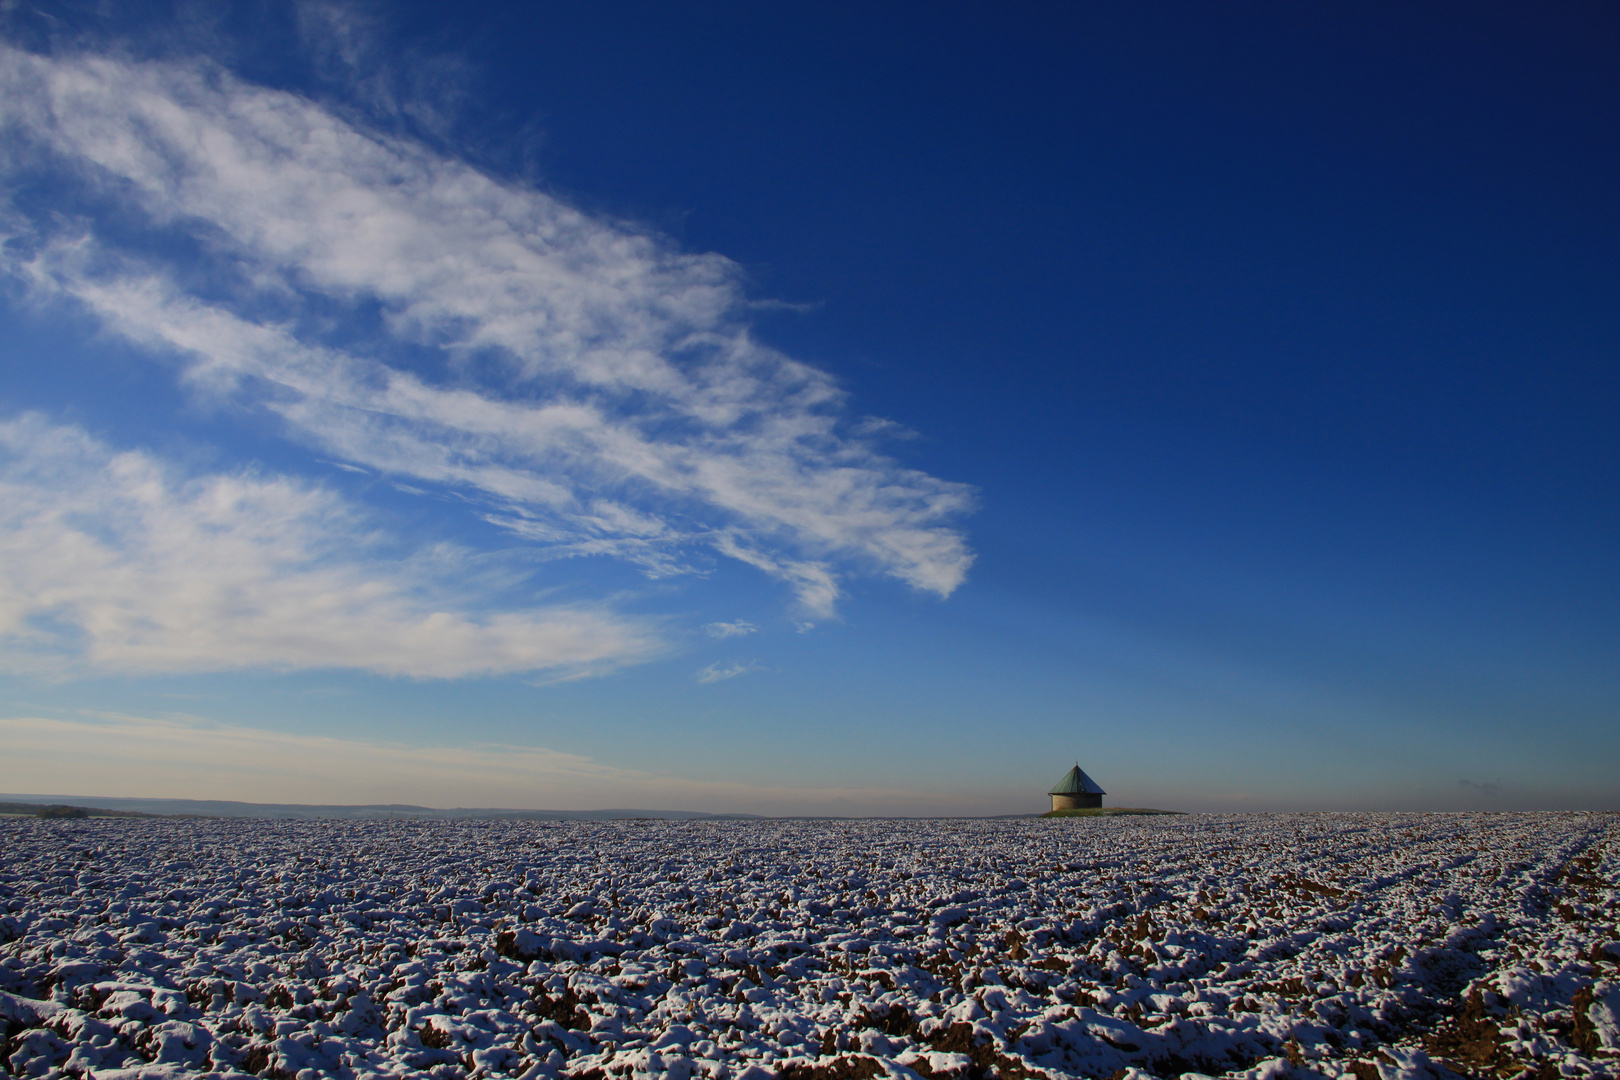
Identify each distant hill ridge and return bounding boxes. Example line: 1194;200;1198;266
0;794;760;821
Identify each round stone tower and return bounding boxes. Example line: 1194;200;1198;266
1048;763;1105;811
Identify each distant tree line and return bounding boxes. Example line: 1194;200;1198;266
0;801;159;819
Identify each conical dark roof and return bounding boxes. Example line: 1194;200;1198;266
1048;764;1105;796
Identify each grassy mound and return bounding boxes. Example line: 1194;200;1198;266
1041;807;1183;818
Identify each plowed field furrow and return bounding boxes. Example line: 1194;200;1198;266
1;813;1616;1080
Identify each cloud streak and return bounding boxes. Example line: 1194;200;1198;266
0;710;988;815
0;44;974;619
704;620;757;639
696;660;760;684
0;415;658;677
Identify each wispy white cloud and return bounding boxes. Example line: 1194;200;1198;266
695;659;760;684
0;414;659;677
0;44;975;620
704;620;757;639
710;533;841;619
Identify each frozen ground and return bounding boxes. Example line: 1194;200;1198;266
1;813;1616;1080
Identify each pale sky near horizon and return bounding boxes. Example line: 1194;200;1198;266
0;1;1615;816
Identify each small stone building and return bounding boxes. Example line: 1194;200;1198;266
1048;764;1105;810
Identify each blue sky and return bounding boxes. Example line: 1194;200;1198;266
0;1;1614;814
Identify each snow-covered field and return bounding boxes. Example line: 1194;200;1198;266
2;813;1616;1080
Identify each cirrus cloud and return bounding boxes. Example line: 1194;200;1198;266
0;43;975;621
0;414;659;677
